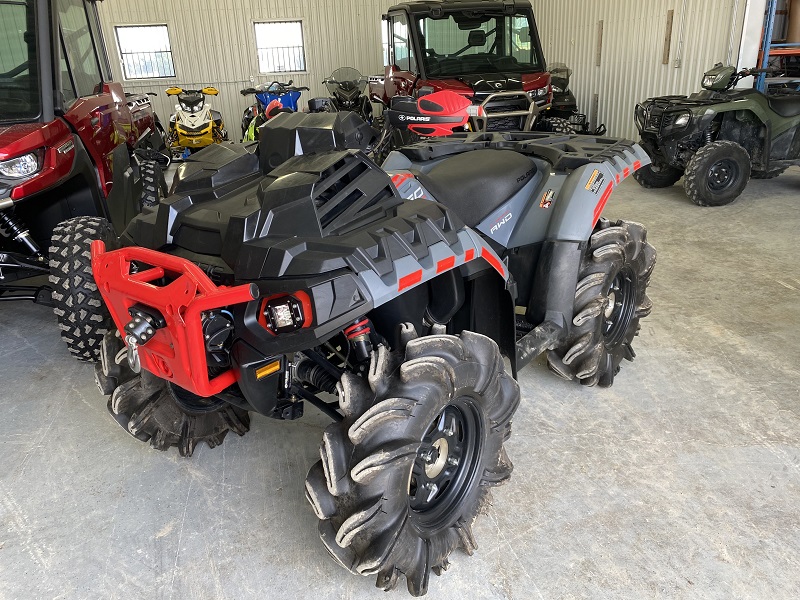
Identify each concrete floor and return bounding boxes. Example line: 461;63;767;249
1;170;799;600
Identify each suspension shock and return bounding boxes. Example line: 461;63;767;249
0;210;40;255
344;318;374;363
704;128;714;145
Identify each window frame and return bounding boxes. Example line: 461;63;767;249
253;19;307;74
57;0;105;99
113;23;176;81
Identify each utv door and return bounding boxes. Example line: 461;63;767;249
57;0;132;196
383;12;419;98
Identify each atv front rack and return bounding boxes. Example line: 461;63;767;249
91;241;255;397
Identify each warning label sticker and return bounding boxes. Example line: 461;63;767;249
539;189;555;209
585;169;605;194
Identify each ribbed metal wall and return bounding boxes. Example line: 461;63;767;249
96;0;396;138
98;0;751;140
532;0;749;138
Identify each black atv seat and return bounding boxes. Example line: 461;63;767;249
414;149;536;228
767;94;800;118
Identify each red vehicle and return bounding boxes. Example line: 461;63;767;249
0;0;163;302
370;0;567;134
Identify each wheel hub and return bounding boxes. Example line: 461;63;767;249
707;158;739;191
602;269;637;347
409;400;483;529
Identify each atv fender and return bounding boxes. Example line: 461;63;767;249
545;144;650;242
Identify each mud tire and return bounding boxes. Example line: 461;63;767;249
49;216;118;362
547;219;656;387
105;366;250;458
305;330;520;596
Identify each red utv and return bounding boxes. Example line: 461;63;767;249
370;0;572;135
0;0;165;303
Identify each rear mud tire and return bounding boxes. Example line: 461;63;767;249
105;366;250;458
305;330;520;596
547;219;656;388
49;216;118;362
684;141;751;206
633;162;683;188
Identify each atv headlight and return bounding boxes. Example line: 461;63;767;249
0;151;41;179
673;112;692;128
260;292;312;334
552;85;564;93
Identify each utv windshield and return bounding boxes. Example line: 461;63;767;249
0;0;41;122
417;11;543;77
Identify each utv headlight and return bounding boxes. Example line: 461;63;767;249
552;85;564;93
0;151;41;179
528;87;548;100
673;112;692;128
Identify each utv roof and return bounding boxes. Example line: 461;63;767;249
387;0;532;16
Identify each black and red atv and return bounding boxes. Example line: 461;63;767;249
369;0;574;135
52;92;656;595
0;0;166;306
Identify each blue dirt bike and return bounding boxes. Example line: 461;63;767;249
240;80;309;141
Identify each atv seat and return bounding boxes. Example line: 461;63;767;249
767;94;800;118
415;149;536;228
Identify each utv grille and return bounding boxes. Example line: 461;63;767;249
313;153;402;235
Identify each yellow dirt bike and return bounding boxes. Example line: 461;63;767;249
165;86;227;160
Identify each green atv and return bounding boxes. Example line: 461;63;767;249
633;64;800;206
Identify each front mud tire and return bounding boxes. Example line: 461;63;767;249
49;216;118;362
305;330;520;596
547;220;656;387
105;368;250;457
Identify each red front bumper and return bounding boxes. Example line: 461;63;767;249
91;241;255;397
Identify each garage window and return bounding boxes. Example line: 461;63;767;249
114;25;175;79
254;21;306;73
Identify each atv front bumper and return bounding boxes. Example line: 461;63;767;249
91;240;256;397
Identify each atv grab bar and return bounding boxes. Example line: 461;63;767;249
91;241;256;397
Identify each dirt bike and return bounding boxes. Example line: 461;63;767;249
50;90;656;596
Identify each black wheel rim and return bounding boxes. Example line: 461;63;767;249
602;268;637;347
707;158;739;191
409;398;483;531
169;383;226;415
